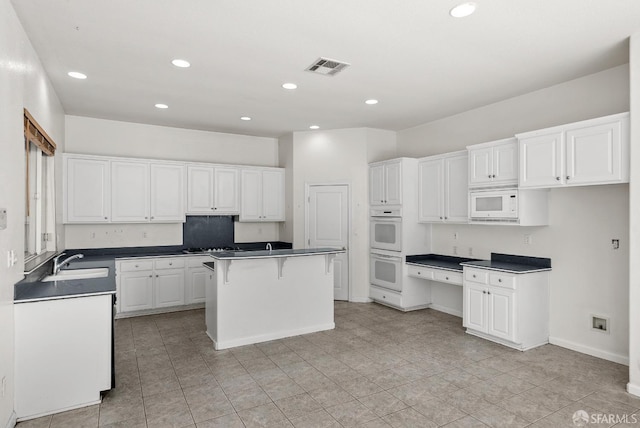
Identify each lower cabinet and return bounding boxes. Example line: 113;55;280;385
117;256;207;315
15;295;112;419
462;266;549;350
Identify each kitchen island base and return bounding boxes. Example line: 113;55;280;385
205;250;341;350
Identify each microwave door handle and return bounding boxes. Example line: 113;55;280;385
372;254;400;260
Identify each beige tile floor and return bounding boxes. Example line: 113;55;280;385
17;302;640;427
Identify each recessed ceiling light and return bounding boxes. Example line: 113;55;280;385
68;71;87;79
240;116;252;121
365;99;379;105
450;2;477;18
282;83;297;90
309;125;320;130
155;103;169;109
171;59;191;68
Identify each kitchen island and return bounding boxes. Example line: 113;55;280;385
204;248;345;350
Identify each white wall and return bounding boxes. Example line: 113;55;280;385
628;33;640;396
0;1;66;425
64;116;280;249
397;65;631;364
282;128;396;302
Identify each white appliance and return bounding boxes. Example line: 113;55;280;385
469;188;518;220
370;250;402;291
370;209;402;252
469;188;549;226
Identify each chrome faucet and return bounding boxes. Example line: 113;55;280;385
53;252;84;274
266;243;272;252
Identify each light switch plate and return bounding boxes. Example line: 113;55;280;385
0;208;6;230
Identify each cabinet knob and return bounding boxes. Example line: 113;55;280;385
149;275;152;278
156;274;159;278
445;277;449;280
473;274;476;278
566;176;570;180
556;176;561;181
488;175;492;179
487;291;491;295
169;262;172;266
483;290;486;294
444;217;448;220
151;216;154;219
211;207;215;210
492;174;496;178
440;216;443;220
104;217;108;220
417;272;421;275
498;278;502;282
144;216;148;219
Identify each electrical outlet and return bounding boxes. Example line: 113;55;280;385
468;247;473;256
524;234;532;245
611;239;619;250
1;376;5;397
143;231;148;238
592;315;609;334
453;246;458;255
453;232;458;240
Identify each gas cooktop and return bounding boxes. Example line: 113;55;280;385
182;247;241;254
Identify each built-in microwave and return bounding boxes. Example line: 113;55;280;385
469;188;518;220
370;216;402;252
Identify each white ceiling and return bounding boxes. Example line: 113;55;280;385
11;0;640;138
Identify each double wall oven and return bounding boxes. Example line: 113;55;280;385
370;208;402;292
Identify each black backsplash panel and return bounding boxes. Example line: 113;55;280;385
183;216;234;248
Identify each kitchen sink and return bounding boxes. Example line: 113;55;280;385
41;267;109;282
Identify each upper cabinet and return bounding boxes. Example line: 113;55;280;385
111;160;150;222
517;113;629;189
150;163;185;222
467;138;518;188
187;165;239;214
239;168;285;222
65;154;185;224
64;155;111;223
418;151;468;223
370;160;402;206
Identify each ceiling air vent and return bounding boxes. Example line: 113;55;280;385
305;57;350;76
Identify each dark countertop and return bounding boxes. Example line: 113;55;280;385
460;253;551;274
405;254;482;272
208;248;345;260
203;261;215;272
15;258;116;303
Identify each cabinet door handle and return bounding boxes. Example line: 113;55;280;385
556;176;561;181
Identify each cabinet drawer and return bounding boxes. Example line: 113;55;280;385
465;268;488;284
186;256;211;268
434;270;463;286
489;272;516;289
369;286;402;307
154;258;185;270
118;260;153;272
407;265;434;280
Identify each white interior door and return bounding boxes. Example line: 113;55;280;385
308;184;349;301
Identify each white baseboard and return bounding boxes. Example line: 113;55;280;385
4;411;16;428
627;382;640;397
429;304;462;318
210;322;336;350
549;336;629;365
349;297;372;303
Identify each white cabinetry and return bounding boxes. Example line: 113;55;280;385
65;154;185;223
467;138;518;187
15;295;113;420
418;151;468;223
463;266;549;350
150;163;185;222
117;257;186;315
185;257;210;304
370;160;402;206
111;160;150;222
240;167;285;222
517;112;629;188
187;165;239;214
64;155;110;223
